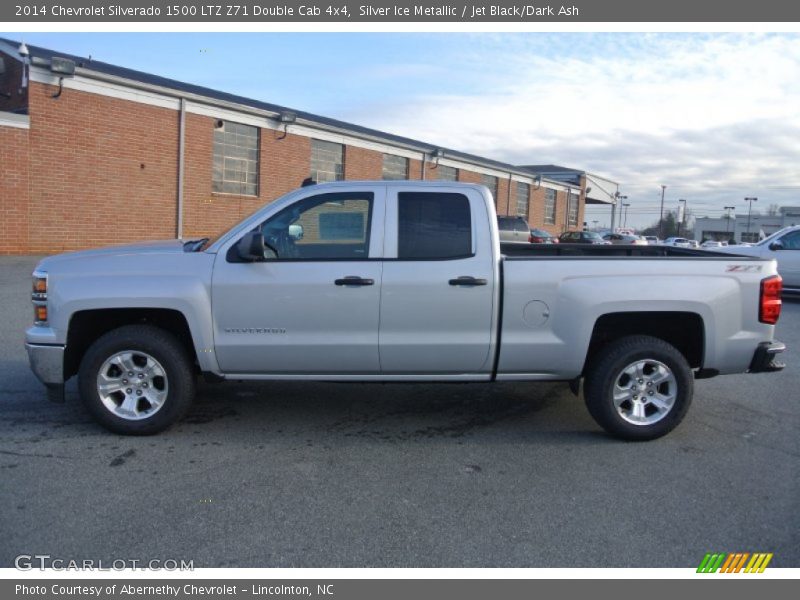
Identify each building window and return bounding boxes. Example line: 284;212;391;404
382;154;409;180
435;164;458;181
544;189;557;225
516;182;530;219
311;139;344;183
398;192;472;260
568;191;579;227
480;174;499;203
213;121;259;196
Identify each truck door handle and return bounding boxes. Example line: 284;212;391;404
335;276;375;286
449;276;488;286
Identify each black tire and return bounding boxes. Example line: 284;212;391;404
78;325;195;435
583;335;693;441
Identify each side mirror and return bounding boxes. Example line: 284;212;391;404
236;231;266;262
769;242;784;251
288;223;304;240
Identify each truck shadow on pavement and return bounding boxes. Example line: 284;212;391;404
177;379;603;444
1;366;606;445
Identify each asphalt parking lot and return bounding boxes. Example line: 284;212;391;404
1;255;798;568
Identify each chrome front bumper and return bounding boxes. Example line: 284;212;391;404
25;342;66;402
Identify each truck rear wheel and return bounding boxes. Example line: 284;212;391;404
583;335;693;441
78;325;195;435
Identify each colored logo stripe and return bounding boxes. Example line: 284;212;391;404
697;552;773;573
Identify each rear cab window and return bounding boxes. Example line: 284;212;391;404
398;192;472;259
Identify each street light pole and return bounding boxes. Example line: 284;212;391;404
613;192;627;232
745;197;758;241
658;185;666;240
677;199;687;238
622;203;630;228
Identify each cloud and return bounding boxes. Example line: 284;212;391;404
337;34;800;226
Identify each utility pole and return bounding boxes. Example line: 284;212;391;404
658;185;666;239
622;203;630;228
724;206;735;237
745;197;758;240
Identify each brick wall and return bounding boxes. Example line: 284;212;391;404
0;124;30;254
344;145;383;180
26;81;178;253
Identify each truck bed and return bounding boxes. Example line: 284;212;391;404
500;243;753;259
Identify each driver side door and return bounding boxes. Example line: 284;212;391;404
211;187;385;375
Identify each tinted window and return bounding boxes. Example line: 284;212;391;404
513;218;529;232
398;192;472;259
259;192;373;260
779;231;800;249
497;217;515;231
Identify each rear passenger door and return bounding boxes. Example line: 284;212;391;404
379;188;496;375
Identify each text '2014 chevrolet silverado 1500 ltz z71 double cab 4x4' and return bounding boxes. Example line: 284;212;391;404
26;182;786;440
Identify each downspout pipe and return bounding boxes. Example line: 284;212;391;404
506;173;513;216
177;98;186;240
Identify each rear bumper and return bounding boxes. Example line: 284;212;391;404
748;341;786;373
25;343;66;402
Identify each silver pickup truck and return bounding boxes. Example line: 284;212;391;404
25;181;786;440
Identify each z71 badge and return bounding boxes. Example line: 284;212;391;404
726;265;763;272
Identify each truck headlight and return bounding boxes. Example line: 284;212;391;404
32;270;48;324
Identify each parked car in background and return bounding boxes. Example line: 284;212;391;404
716;225;800;292
701;240;728;249
559;231;609;244
663;237;691;247
644;236;660;245
529;228;558;244
497;216;532;243
687;240;700;248
603;233;648;246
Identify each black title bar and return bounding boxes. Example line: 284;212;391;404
4;0;800;22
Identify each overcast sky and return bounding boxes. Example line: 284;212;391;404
5;32;799;228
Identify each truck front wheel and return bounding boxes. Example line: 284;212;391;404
78;325;195;435
583;335;693;441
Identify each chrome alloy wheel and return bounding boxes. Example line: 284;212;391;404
612;359;677;426
96;350;168;420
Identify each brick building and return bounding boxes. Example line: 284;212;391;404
0;39;604;255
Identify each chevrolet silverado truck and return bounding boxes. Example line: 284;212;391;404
25;181;786;439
